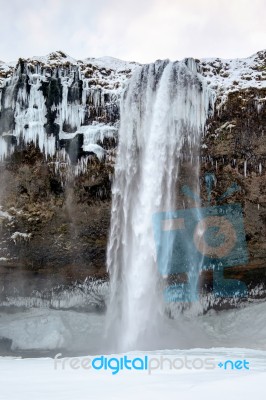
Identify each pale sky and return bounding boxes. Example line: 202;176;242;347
0;0;265;63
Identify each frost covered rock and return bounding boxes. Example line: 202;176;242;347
0;51;138;162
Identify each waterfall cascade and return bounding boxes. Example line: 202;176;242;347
106;59;214;352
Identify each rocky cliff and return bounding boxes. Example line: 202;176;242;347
0;50;265;305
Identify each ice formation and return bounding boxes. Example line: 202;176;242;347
0;51;137;165
0;50;265;173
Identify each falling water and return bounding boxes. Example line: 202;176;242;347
106;59;214;352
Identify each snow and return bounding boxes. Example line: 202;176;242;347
84;55;139;72
0;207;13;221
82;143;105;159
0;49;265;98
27;52;139;74
31;51;78;67
59;123;117;142
0;296;266;398
0;348;265;399
11;231;32;244
60;123;118;160
200;49;266;106
78;123;118;142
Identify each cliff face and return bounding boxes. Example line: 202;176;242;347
200;51;266;292
0;52;138;291
0;50;265;300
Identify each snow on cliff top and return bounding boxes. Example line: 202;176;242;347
29;51;139;72
199;49;266;103
0;50;265;99
0;51;140;91
83;55;139;72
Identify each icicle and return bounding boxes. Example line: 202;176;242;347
244;160;247;177
0;136;8;161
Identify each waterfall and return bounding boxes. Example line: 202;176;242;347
106;59;214;352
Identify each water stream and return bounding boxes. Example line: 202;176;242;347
106;59;214;352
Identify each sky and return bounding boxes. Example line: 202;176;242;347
0;0;265;63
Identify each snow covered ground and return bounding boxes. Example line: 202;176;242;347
0;298;266;398
0;347;266;400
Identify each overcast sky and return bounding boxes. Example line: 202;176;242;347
0;0;265;63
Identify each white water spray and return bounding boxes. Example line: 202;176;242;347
106;59;214;352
